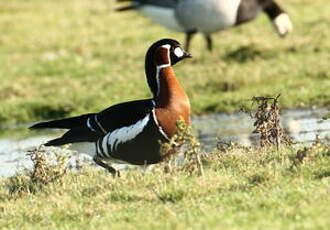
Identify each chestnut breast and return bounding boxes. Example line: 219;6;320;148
155;67;190;138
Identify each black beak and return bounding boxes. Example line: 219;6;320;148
183;51;192;58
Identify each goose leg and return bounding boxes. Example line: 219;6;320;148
93;156;120;177
204;34;213;51
185;30;196;52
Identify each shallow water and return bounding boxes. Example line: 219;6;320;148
194;109;330;149
0;109;329;177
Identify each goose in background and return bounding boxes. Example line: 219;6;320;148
117;0;293;51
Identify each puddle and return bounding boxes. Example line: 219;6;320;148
194;109;330;150
0;109;329;177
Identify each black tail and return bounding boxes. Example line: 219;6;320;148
30;113;95;130
44;127;99;146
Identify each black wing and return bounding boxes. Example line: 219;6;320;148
30;99;155;146
97;99;154;133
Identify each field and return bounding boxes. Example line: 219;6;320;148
0;0;329;124
1;0;330;229
0;142;330;230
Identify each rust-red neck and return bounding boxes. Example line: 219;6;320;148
153;66;190;137
154;66;181;106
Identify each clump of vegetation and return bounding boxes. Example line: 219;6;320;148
242;94;292;148
27;147;68;184
160;118;204;176
291;136;330;168
7;147;71;196
216;140;252;153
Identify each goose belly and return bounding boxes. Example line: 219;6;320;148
176;0;242;33
138;5;185;32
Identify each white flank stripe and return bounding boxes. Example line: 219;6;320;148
87;118;96;132
94;115;107;134
105;114;151;152
97;141;103;155
101;136;109;157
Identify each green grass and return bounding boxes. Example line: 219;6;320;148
0;0;330;124
1;143;330;230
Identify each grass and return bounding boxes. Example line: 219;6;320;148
0;0;329;125
0;103;329;229
0;140;330;230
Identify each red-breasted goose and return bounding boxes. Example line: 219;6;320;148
117;0;293;51
30;39;191;176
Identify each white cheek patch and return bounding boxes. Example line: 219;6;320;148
161;44;171;49
273;13;293;37
174;47;184;57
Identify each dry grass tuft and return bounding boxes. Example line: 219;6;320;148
291;136;330;168
242;94;292;149
27;147;68;185
160;119;204;176
216;140;253;153
7;147;71;196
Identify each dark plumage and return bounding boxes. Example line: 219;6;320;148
30;39;192;175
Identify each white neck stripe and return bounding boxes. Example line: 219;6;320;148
155;45;171;97
157;63;171;69
152;109;170;140
155;63;171;97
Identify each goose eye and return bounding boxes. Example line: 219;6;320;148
174;47;184;58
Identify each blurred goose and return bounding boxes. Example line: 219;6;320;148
30;39;191;176
117;0;293;51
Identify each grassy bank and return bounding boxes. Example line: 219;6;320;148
1;141;330;229
0;0;330;124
